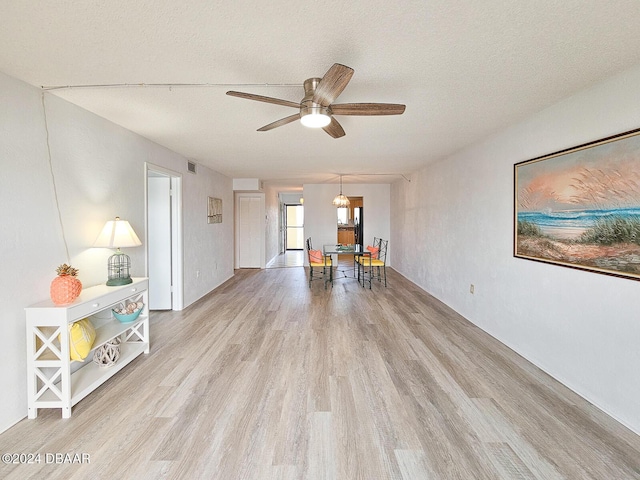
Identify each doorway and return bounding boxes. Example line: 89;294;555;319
336;196;363;246
285;204;304;250
235;192;265;268
145;164;183;311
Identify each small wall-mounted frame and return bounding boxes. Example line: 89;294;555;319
208;197;222;224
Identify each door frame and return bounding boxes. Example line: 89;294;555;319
144;163;184;310
284;203;304;250
234;192;266;269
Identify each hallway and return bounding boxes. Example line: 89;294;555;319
266;250;304;268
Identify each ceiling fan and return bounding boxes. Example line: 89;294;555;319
226;63;406;138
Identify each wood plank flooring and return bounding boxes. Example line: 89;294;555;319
2;267;640;479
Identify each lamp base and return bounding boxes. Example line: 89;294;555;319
106;276;133;286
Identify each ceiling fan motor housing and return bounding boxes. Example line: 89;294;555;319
300;78;331;126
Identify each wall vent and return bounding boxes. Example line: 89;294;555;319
187;161;197;174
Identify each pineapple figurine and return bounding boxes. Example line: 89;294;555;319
50;264;83;305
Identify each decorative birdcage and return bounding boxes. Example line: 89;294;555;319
107;251;132;286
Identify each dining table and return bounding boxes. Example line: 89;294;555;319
323;244;372;288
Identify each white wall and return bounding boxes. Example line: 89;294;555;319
232;178;261;191
182;165;234;306
0;71;234;432
280;193;303;205
391;63;640;434
303;183;390;263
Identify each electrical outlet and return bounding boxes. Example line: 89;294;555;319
196;270;200;278
470;284;474;294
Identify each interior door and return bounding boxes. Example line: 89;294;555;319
238;195;262;268
148;175;172;309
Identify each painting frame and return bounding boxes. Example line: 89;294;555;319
514;127;640;281
208;197;222;224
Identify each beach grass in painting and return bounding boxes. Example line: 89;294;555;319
580;216;640;245
514;129;640;280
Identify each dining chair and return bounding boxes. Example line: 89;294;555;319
357;238;388;287
306;237;333;289
354;237;379;277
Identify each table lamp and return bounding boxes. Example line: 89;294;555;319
93;217;142;286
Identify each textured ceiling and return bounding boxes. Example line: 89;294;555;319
2;1;640;188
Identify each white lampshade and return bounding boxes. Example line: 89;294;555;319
93;217;142;249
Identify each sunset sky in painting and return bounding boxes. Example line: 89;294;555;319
516;132;640;212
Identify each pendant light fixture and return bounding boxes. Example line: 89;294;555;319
332;175;350;207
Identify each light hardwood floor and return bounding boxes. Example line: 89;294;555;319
266;250;304;268
2;267;640;479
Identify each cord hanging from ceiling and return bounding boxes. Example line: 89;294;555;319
40;82;303;91
41;92;71;264
332;173;411;183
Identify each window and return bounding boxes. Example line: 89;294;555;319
337;207;348;225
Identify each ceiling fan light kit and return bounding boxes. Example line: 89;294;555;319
227;63;405;138
300;108;331;128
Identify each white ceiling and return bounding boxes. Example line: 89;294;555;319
2;1;640;188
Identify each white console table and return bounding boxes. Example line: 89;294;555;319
25;277;149;419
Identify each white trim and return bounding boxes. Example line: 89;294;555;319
144;163;184;311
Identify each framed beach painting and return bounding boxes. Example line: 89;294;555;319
514;127;640;281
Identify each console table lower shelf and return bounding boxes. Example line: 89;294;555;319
25;278;150;419
35;329;148;408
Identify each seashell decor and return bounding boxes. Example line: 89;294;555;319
113;298;144;316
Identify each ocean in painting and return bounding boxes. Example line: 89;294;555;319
518;207;640;239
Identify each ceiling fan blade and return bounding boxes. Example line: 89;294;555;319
257;114;300;132
312;63;354;107
226;91;300;109
331;103;406;116
323;117;346;138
